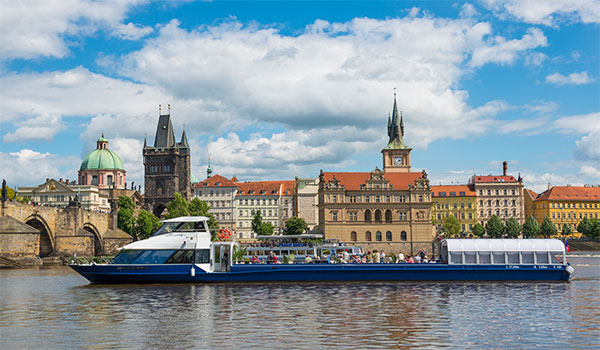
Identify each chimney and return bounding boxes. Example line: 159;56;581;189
65;179;69;185
502;161;507;176
59;178;63;183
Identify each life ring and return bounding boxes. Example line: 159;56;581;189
217;228;231;240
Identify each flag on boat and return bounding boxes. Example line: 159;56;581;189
565;238;570;252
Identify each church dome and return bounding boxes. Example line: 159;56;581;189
191;172;199;184
79;135;124;171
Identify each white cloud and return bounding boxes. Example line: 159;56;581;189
469;27;547;67
580;165;600;179
553;112;600;134
112;22;153;40
0;149;80;187
521;171;579;193
481;0;600;26
575;131;600;161
0;0;150;60
460;3;480;18
3;114;64;142
545;71;595;85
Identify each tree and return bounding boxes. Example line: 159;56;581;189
135;210;161;240
472;223;485;237
164;192;189;219
441;215;460;237
117;196;135;237
251;210;263;234
588;218;600;239
258;221;275;235
522;216;540;238
540;218;558;237
577;217;592;237
284;216;308;235
485;215;505;238
189;198;220;232
504;218;522;238
562;224;572;237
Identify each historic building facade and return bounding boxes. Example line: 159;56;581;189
431;185;477;235
79;134;126;190
470;162;525;225
143;108;192;217
18;178;111;212
525;185;600;236
294;177;320;232
193;174;238;232
318;95;434;255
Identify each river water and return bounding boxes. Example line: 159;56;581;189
1;254;599;349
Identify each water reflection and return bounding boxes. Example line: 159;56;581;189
1;256;598;349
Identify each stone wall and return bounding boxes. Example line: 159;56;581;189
0;233;40;261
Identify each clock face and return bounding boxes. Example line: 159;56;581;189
393;156;403;165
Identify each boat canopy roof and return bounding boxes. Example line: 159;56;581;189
256;234;324;240
160;216;210;223
442;239;565;253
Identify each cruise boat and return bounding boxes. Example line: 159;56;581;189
69;216;574;283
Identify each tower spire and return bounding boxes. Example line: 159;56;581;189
207;155;212;179
400;111;404;137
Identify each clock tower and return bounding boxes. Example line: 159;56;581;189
382;93;412;173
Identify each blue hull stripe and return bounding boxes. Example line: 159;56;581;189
69;263;571;284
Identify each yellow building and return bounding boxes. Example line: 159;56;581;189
525;185;600;236
431;185;477;234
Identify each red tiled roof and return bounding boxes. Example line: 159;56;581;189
431;185;475;197
322;172;423;191
535;186;600;201
193;174;238;188
526;189;538;199
472;175;517;183
237;180;296;196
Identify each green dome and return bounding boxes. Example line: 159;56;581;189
191;173;199;184
80;148;124;171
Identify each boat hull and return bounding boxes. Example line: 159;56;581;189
69;263;572;284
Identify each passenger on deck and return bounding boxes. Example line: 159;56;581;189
366;251;372;263
380;251;386;263
414;255;421;263
373;250;380;263
343;249;350;262
406;256;414;263
397;252;405;263
304;255;313;264
251;255;260;264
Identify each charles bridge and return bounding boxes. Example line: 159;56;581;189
0;200;132;265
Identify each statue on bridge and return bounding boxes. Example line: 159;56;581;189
1;179;7;204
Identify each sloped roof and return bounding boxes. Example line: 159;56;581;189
237;180;296;196
0;216;39;234
322;172;423;191
431;185;475;197
526;189;538;200
536;186;600;202
193;174;238;188
472;175;517;183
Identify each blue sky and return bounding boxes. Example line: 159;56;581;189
1;0;598;192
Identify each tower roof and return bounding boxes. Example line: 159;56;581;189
154;114;176;148
384;93;411;150
80;135;124;171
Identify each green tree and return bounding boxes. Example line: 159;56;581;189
189;198;220;232
441;215;461;237
588;218;600;239
504;218;522;238
251;210;263;234
258;221;275;235
540;218;558;237
577;217;592;237
117;196;135;237
284;216;308;235
561;223;572;237
135;210;161;240
485;215;505;238
472;223;485;237
522;216;540;238
164;192;189;219
6;187;16;200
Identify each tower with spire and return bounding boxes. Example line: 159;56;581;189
382;92;412;173
143;105;192;216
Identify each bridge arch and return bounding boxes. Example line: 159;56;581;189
83;223;103;256
24;214;54;258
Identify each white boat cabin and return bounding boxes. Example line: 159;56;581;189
113;216;235;272
440;239;567;265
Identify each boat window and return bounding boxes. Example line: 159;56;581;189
550;252;563;264
152;221;206;236
196;249;210;263
479;252;491;264
507;252;520;264
492;252;506;264
521;252;534;264
535;252;549;264
112;250;143;264
464;252;477;264
166;250;195;264
132;250;177;264
449;252;462;264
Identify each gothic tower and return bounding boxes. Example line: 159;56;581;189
382;93;412;173
143;105;191;217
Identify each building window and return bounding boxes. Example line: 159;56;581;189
386;195;391;203
92;175;98;186
419;195;423;203
364;210;372;223
376;231;382;241
461;213;465;219
351;231;357;242
401;231;407;241
349;212;357;221
468;213;473;219
332;195;337;203
332;212;338;221
459;191;465;196
450;192;456;196
386;231;392;241
375;210;382;222
385;209;392;223
365;231;372;241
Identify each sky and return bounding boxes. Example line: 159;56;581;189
0;0;599;193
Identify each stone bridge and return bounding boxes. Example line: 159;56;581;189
1;201;132;260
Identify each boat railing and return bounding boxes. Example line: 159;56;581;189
69;256;114;265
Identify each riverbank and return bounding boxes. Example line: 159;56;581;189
569;241;600;252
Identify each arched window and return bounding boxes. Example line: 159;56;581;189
386;231;392;241
376;231;382;241
364;210;372;223
351;231;357;242
385;209;392;223
107;175;113;186
375;209;382;222
401;231;407;241
365;231;372;241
